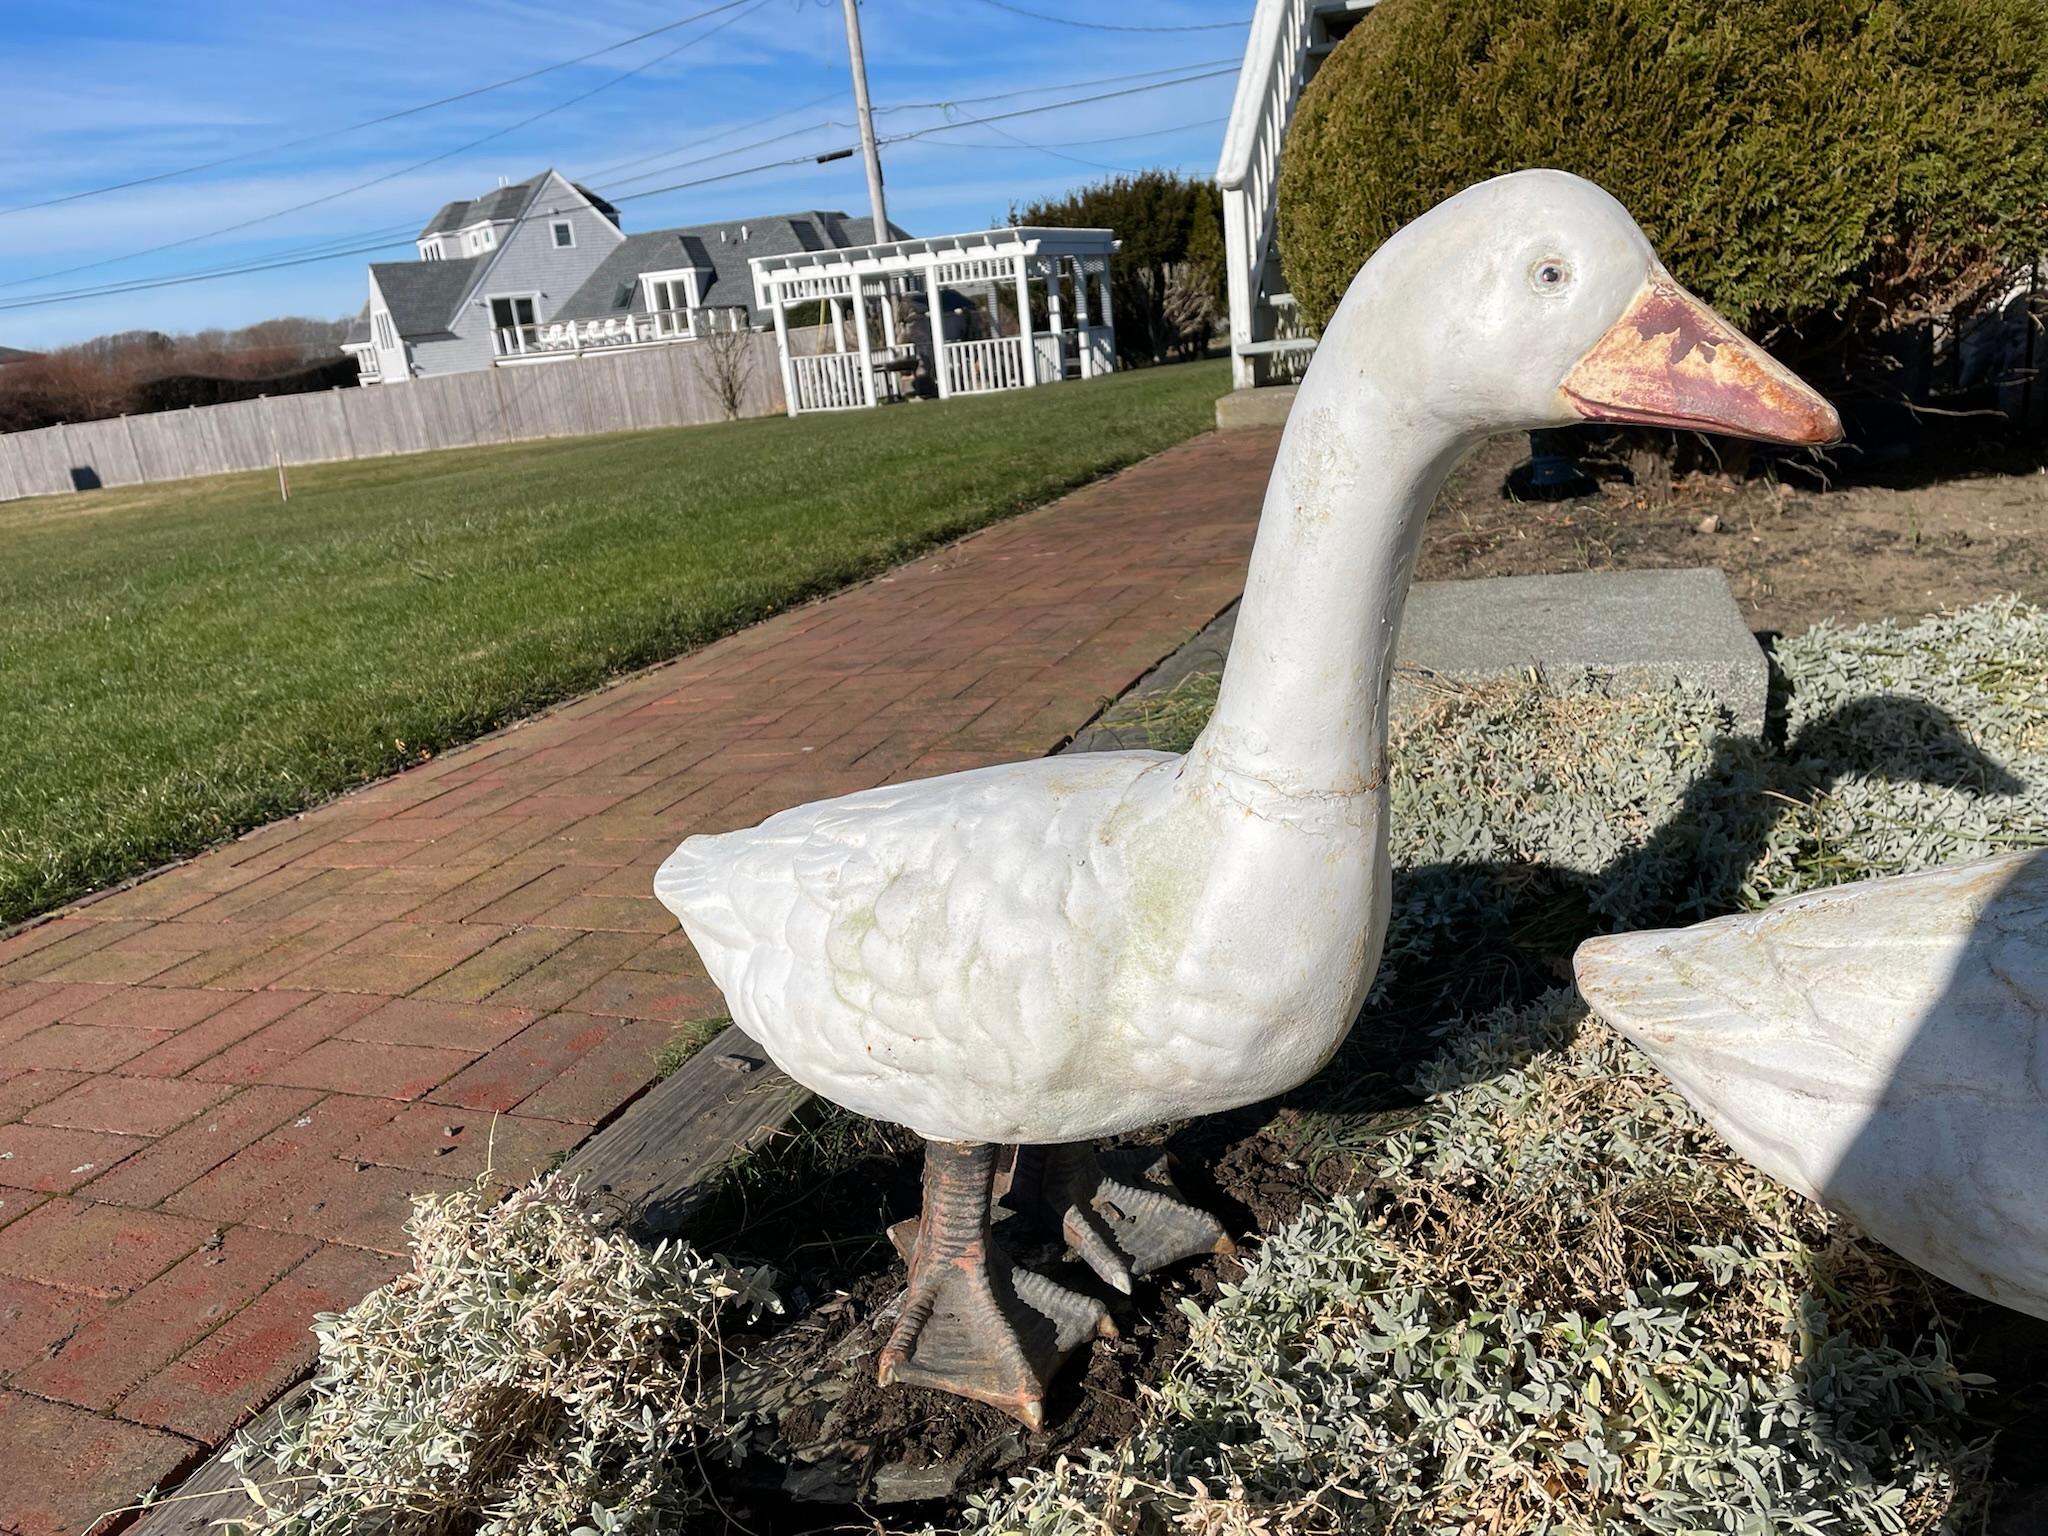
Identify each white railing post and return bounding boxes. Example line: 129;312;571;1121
924;261;951;400
1013;252;1037;387
1071;256;1093;379
1095;261;1115;375
851;278;876;408
1045;260;1064;380
771;289;799;417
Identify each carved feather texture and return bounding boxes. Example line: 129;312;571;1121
1575;848;2048;1318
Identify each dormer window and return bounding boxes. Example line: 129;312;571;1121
643;269;701;337
552;220;575;249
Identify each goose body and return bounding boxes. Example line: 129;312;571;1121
653;170;1840;1424
1575;848;2048;1319
658;742;1386;1144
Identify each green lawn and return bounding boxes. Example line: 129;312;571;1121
0;360;1230;927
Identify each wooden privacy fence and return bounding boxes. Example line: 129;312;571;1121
0;331;792;503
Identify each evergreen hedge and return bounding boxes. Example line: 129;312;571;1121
1275;0;2048;356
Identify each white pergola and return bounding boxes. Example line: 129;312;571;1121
750;226;1119;415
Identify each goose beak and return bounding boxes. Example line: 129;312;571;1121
1562;271;1842;446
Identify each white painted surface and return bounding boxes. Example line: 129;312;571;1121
657;171;1834;1147
1576;848;2048;1320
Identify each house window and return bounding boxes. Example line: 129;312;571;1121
374;312;396;350
643;271;697;337
489;294;539;352
552;220;575;249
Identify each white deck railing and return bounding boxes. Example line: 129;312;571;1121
1219;1;1380;388
1034;331;1068;381
945;336;1026;395
492;307;751;360
791;350;870;412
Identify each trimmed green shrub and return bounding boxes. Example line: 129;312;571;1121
1275;0;2048;355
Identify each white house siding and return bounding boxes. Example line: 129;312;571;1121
411;174;626;378
364;273;411;382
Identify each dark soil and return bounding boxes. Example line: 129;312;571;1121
683;1101;1340;1530
1419;424;2048;637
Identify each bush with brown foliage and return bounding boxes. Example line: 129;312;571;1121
0;315;357;433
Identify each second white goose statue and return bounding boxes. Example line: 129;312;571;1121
656;170;1841;1426
1575;847;2048;1321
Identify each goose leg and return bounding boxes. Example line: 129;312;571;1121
1009;1143;1235;1294
878;1139;1111;1431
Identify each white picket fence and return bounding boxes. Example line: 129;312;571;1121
790;350;870;411
0;330;792;504
945;336;1027;395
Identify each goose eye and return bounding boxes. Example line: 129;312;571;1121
1530;259;1572;295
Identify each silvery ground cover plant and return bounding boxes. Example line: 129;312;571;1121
215;598;2048;1533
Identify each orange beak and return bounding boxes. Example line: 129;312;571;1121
1563;272;1842;447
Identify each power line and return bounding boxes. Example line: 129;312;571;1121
594;118;845;193
0;236;423;313
583;61;1241;187
952;119;1134;174
875;65;1237;150
0;146;844;314
912;112;1228;152
0;0;772;294
965;0;1248;32
0;65;1240;314
604;63;1236;205
0;109;851;311
874;56;1240;114
0;0;761;219
576;91;844;181
4;60;1231;303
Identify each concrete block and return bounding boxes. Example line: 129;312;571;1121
1394;568;1768;733
1087;567;1768;749
1214;384;1297;432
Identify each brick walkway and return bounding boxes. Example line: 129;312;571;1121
0;428;1275;1536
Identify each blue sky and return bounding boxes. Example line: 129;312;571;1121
0;0;1247;349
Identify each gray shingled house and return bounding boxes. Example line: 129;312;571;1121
341;170;902;385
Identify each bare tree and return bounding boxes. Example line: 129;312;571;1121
693;323;757;421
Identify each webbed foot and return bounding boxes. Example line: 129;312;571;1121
877;1140;1112;1430
1008;1143;1235;1295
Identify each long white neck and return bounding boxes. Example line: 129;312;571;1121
1187;295;1471;798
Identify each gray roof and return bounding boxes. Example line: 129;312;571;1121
343;306;371;346
553;210;909;326
368;255;485;339
419;171;618;238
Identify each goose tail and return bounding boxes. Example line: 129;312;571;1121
652;832;752;955
1572;924;1737;1061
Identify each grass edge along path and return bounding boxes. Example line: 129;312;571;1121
0;361;1229;928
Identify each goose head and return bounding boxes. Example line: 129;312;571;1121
1319;169;1841;448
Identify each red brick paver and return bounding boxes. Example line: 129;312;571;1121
0;427;1274;1531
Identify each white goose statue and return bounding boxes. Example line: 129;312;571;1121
1576;847;2048;1320
656;169;1840;1426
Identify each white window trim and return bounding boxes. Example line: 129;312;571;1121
551;219;576;249
641;268;703;337
486;291;543;344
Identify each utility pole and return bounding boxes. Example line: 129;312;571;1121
840;0;889;240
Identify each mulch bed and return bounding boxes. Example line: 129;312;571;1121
686;1100;1339;1528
